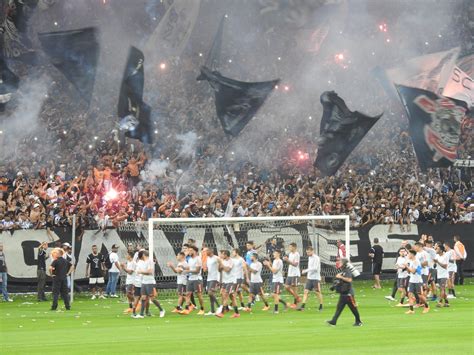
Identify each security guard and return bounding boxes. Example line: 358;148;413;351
327;258;362;326
49;248;73;311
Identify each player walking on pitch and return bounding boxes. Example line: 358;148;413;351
283;242;302;308
245;253;270;311
263;250;287;314
299;247;323;311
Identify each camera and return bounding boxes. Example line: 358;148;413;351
346;262;360;278
329;279;341;292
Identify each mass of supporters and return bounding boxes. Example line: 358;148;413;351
0;80;474;232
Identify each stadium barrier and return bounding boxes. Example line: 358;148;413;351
1;222;472;290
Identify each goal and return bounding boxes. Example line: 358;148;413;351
120;215;351;296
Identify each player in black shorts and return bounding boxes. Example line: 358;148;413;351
369;238;384;289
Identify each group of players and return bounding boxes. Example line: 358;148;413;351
82;235;462;319
116;240;324;319
391;236;461;314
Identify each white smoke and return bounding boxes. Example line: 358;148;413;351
176;131;198;158
140;158;170;182
0;76;50;159
8;76;50;134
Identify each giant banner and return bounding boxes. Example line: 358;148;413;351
0;222;472;285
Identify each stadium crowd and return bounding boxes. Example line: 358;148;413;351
0;96;472;234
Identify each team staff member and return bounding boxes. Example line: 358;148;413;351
369;238;384;289
37;242;48;301
327;258;362;326
50;248;73;311
453;236;467;286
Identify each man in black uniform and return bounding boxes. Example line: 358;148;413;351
86;245;106;299
369;238;384;289
50;248;73;311
327;258;362;326
37;242;48;301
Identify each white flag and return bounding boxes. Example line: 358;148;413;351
386;47;460;93
224;198;233;217
145;0;201;61
442;66;473;107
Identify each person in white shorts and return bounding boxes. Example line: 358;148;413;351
86;245;106;300
443;241;457;299
123;251;136;314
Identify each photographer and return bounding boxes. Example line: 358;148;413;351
327;258;362;327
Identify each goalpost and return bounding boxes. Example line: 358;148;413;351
135;215;352;294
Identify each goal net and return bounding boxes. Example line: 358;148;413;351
119;216;351;298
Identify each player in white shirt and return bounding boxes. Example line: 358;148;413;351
133;250;165;319
244;253;270;312
131;253;143;317
283;243;302;309
423;239;438;301
405;249;429;314
231;249;248;310
434;244;450;307
443;241;457;299
299;247;323;311
216;250;240;318
414;242;430;293
181;246;205;315
205;248;221;315
123;251;137;314
167;252;188;313
394;248;409;307
263;250;287;314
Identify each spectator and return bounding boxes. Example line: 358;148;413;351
0;243;13;302
105;244;121;298
37;241;48;301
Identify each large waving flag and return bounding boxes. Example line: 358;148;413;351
385;47;460;94
145;0;201;62
396;85;469;170
442;54;473;107
38;27;99;105
118;46;153;144
314;91;383;176
198;66;279;137
0;57;20;110
0;0;38;63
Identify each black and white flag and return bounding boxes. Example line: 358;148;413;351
314;91;383;176
38;27;99;105
198;66;279;137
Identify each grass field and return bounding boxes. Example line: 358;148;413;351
0;280;472;354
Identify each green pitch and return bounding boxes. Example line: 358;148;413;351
1;280;472;354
